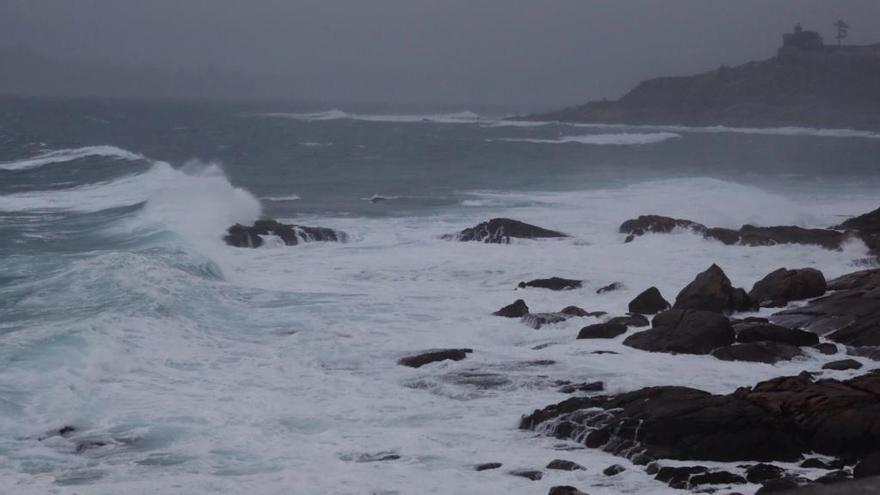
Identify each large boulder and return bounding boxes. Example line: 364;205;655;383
673;264;754;314
704;225;846;250
224;219;347;248
493;299;529;318
520;372;880;464
398;349;472;368
578;322;627;339
443;218;567;243
711;341;804;364
623;309;735;354
518;277;582;291
771;276;880;346
734;321;819;347
748;268;827;307
619;215;707;238
628;287;670;314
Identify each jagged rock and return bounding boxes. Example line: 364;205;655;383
521;313;571;330
712;341;803;364
746;463;786;484
607;314;650;328
674;264;754;314
603;464;626;476
597;282;624;294
735;322;819;347
628;287;670;315
623;309;735;355
560;306;604;317
836;206;880;255
822;359;863;371
475;462;502;471
546;459;585;471
494;299;529;318
509;469;543;481
558;382;604;394
749;268;827;307
443;218;567;243
518;278;582;291
398;349;472;368
800;458;845;470
547;486;588;495
577;322;627;339
704;225;845;250
224;219;346;248
520;372;880;463
619;215;707;238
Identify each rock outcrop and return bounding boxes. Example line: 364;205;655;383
748;268;827;307
673;264;753;314
493;299;529;318
224;219;346;248
398;349;472;368
628;287;670;314
443;218;567;243
577;322;627;339
518;277;582;291
623;309;735;355
711;341;804;364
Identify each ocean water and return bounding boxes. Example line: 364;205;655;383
1;97;879;494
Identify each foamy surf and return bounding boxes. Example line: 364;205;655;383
0;145;145;171
498;132;682;146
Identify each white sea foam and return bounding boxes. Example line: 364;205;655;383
499;132;682;146
0;145;144;170
260;194;301;201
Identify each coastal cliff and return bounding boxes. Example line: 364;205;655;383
530;34;880;130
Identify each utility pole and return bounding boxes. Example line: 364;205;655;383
834;19;849;46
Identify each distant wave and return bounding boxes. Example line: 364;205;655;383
262;109;483;124
499;132;681;146
361;194;400;202
0;145;144;171
261;194;301;201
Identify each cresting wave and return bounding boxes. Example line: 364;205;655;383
498;132;682;146
0;145;145;170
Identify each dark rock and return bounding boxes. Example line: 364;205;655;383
836;207;880;255
749;268;827;307
546;459;585;471
655;466;709;489
346;452;401;462
521;313;571;330
619;215;707;238
815;470;851;484
847;346;880;361
712;341;804;364
560;306;604;317
75;441;108;454
735;322;819;347
756;477;806;494
224;219;346;248
689;470;747;486
494;299;529;318
623;309;735;354
597;282;624;294
628;287;670;315
800;458;845;470
444;218;567;243
475;462;502;471
547;486;588;495
822;359;863;371
591;350;618;355
746;464;786;484
520;372;880;464
59;426;77;437
854;452;880;478
607;314;650;328
826;269;880;291
558;382;604;394
674;264;754;314
603;464;626;476
509;469;543;481
813;344;839;355
705;225;846;250
398;349;472;368
518;278;583;291
577;322;627;339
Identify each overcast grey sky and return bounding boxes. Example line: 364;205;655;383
2;0;879;110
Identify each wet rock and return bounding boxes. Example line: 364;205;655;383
342;451;401;462
519;278;583;291
655;466;710;489
558;382;604;394
755;477;807;494
704;225;846;250
607;314;650;328
854;452;880;478
735;322;819;347
520;372;880;464
546;459;585;471
746;463;786;484
398;349;472;368
475;462;502;471
577;322;627;339
547;486;588;495
494;299;529;318
603;464;626;476
224;219;346;248
847;346;880;361
597;282;624;294
619;215;706;237
623;309;735;355
815;470;851;484
813;342;840;354
836;206;880;255
560;306;604;317
749;268;827;307
444;218;567;243
712;341;804;364
509;469;543;481
826;269;880;291
800;458;845;470
674;264;754;314
689;470;747;486
628;287;670;315
522;313;571;329
822;359;863;371
591;350;618;355
59;426;77;437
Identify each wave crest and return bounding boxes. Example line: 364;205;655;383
0;145;144;171
499;132;681;146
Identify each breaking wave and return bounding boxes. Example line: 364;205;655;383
499;132;682;146
0;145;145;171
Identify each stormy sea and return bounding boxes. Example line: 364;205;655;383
1;97;879;494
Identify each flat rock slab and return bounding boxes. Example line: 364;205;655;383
518;277;583;291
398;349;473;368
771;284;880;346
